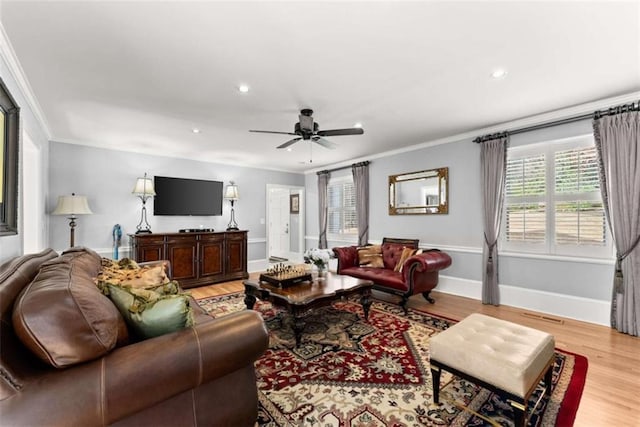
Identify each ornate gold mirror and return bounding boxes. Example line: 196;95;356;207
389;167;448;215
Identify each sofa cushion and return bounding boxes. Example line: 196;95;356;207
107;284;194;338
357;245;384;268
12;248;124;368
340;266;407;292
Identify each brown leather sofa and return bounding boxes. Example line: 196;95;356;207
333;238;452;313
0;248;269;426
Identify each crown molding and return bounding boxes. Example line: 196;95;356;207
0;22;52;139
305;91;640;175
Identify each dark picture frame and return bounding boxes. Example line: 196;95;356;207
0;77;19;236
290;194;300;214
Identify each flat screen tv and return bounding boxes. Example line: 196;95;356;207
153;176;223;216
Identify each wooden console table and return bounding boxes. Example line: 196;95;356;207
129;230;248;288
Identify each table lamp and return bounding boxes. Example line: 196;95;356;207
224;181;239;231
52;193;93;247
132;172;156;234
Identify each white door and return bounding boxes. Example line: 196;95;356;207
268;188;290;260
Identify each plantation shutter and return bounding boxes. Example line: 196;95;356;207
343;182;357;234
505;155;546;243
554;147;605;246
327;183;342;234
327;180;358;235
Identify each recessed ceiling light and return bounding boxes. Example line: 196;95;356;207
491;68;508;79
238;84;250;93
192;128;200;134
354;122;363;128
287;148;293;152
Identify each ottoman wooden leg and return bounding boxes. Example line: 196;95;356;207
511;404;525;427
431;366;441;404
544;364;553;396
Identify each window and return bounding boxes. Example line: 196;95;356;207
0;78;19;236
502;135;611;258
327;177;358;238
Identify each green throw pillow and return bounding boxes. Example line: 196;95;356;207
107;284;194;339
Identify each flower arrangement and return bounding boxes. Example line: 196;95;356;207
303;248;333;269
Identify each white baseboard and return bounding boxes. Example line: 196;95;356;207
437;275;611;326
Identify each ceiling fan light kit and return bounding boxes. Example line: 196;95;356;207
249;108;364;151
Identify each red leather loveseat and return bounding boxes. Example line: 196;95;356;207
333;238;452;313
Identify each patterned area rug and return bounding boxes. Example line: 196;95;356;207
197;293;588;427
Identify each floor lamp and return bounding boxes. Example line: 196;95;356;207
132;172;156;234
224;181;239;231
52;193;93;248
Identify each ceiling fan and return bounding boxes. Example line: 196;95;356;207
249;108;364;149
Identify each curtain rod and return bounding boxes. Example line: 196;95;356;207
317;161;370;175
474;100;639;143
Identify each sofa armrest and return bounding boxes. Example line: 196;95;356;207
0;310;268;426
402;250;452;282
333;246;359;273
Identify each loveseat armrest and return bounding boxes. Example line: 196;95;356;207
402;250;452;283
333;246;359;273
0;310;268;426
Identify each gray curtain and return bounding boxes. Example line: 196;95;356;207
352;162;369;246
317;171;330;249
480;136;508;305
593;110;640;336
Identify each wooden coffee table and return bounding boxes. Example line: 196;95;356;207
244;272;373;347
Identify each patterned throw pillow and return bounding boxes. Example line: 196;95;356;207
357;245;384;268
96;257;193;338
394;247;417;272
107;285;194;339
97;258;169;290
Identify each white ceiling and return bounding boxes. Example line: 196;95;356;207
1;1;639;173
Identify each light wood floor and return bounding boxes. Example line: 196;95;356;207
190;273;640;427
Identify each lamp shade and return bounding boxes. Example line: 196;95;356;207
224;182;239;200
132;173;156;197
52;194;93;216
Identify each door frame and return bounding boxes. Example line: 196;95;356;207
266;184;305;263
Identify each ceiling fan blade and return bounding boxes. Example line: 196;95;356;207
249;130;298;136
312;137;337;150
277;137;302;149
317;128;364;137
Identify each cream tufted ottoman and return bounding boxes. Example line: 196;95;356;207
429;313;555;427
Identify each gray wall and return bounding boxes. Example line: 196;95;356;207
305;119;614;303
0;53;50;263
49;142;304;261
